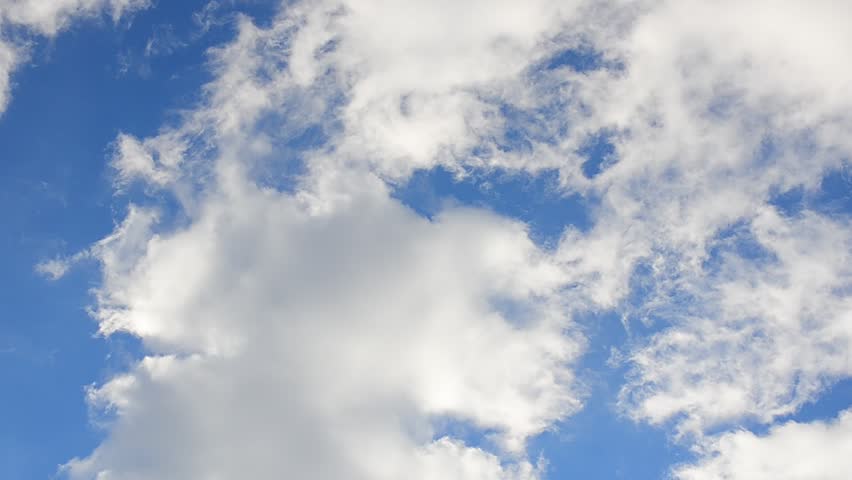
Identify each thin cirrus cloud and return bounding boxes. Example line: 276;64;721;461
25;0;852;479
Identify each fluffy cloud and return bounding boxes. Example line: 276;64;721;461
556;2;852;473
673;409;852;480
554;0;852;297
64;170;582;478
570;0;852;438
58;4;597;476
621;209;852;435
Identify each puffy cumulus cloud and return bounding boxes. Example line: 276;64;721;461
64;169;583;478
673;409;852;480
0;0;149;114
66;3;592;466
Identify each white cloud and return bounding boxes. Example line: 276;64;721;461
64;169;582;478
35;257;73;280
558;1;852;442
673;409;852;480
111;133;184;188
0;38;16;113
620;209;852;436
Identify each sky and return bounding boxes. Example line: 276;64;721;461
0;1;850;479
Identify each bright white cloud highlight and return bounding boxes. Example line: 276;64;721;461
674;409;852;480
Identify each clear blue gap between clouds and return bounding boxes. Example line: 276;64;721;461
529;310;693;480
392;166;592;249
770;168;852;219
579;130;617;179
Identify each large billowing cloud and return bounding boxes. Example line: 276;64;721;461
49;0;852;478
64;172;582;479
61;3;590;478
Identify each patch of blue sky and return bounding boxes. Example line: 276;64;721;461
780;378;852;424
543;47;605;73
769;165;852;234
530;309;693;480
250;101;342;194
579;129;617;179
769;184;806;217
813;168;852;216
0;261;106;479
769;167;852;220
702;220;779;276
756;129;851;220
540;45;625;75
0;2;278;478
392;166;592;249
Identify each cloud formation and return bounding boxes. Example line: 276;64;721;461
65;176;583;479
46;0;852;478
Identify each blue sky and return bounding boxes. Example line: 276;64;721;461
1;1;851;479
